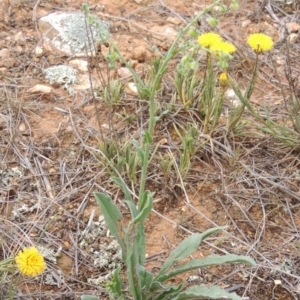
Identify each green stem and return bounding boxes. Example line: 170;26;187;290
138;1;221;205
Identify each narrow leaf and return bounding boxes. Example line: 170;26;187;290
135;223;146;265
132;139;145;162
136;264;153;290
112;267;123;296
126;250;142;299
152;284;183;300
156;227;225;280
133;191;153;224
112;177;133;202
173;285;242;300
143;131;153;143
159;254;256;282
95;193;125;259
124;200;139;219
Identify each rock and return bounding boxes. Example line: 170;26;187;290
13;31;25;45
288;33;298;44
65;126;73;133
276;56;285;65
0;48;10;58
166;17;182;26
135;63;145;73
0;68;7;74
126;82;138;95
39;12;110;56
73;73;93;91
225;89;236;99
27;84;53;94
286;22;300;33
158;138;168;145
49;168;56;174
35;46;43;56
44;65;77;94
241;20;251;28
225;88;243;108
68;59;88;72
19;123;26;132
117;67;132;78
14;45;23;55
150;25;178;47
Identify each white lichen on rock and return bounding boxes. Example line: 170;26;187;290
44;65;77;94
44;270;63;286
80;217;123;286
92;240;122;269
37;245;62;264
0;167;23;186
58;12;109;53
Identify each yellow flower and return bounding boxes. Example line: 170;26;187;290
247;33;274;53
198;32;223;48
211;41;236;54
219;72;228;86
15;247;46;277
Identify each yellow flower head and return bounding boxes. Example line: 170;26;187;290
247;33;274;53
219;72;228;86
198;32;223;48
15;247;46;277
210;41;236;54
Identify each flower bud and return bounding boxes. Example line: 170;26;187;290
219;5;228;13
230;2;239;10
188;29;199;39
207;17;219;27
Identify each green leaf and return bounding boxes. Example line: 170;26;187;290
135;223;147;265
143;131;153;143
155;227;225;281
112;177;133;202
126;249;142;299
132;139;145;162
152;284;183;300
124;200;139;219
156;110;170;121
133;191;153;224
81;296;99;300
94;192;125;259
112;267;123;295
112;177;138;219
158;254;256;282
136;264;153;290
173;285;242;300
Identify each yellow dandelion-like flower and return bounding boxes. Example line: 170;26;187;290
198;32;223;48
211;41;236;54
247;33;274;53
219;72;228;86
15;247;46;277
